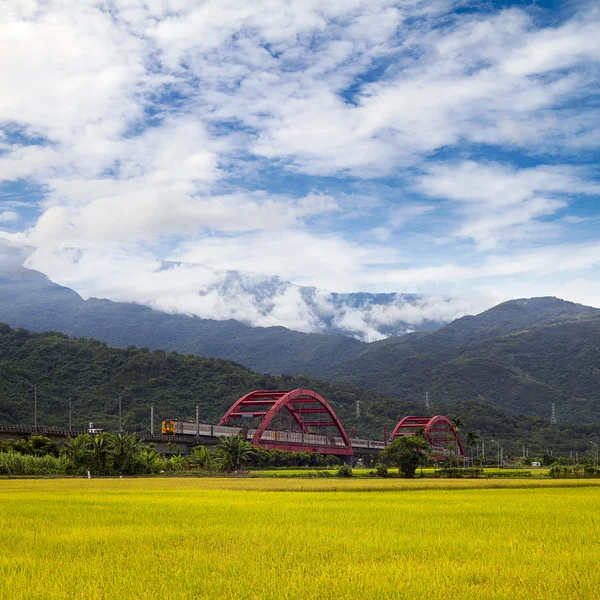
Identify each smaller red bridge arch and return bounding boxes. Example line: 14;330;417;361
220;389;353;456
389;415;465;459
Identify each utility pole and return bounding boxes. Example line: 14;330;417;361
150;406;154;435
425;392;430;411
355;400;360;420
490;439;500;468
34;384;37;430
119;396;122;433
69;398;72;432
550;403;557;425
196;406;199;439
592;439;599;467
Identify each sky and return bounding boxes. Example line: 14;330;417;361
0;0;599;336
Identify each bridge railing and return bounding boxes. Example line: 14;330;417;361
0;425;87;436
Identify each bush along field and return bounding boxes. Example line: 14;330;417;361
0;433;347;477
1;433;599;479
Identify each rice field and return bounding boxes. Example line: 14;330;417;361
1;478;599;599
248;466;550;477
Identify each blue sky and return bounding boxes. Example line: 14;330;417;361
0;0;599;334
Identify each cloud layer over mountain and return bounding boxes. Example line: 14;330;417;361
1;0;599;324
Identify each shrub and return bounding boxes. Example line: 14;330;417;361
0;451;70;476
432;468;484;479
336;464;353;478
375;463;389;478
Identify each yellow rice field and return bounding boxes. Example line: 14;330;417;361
1;478;599;599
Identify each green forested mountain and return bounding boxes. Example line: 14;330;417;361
0;323;598;458
324;301;600;423
0;323;412;439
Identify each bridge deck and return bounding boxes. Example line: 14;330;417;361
0;424;386;455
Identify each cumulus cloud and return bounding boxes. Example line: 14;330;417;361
0;0;599;337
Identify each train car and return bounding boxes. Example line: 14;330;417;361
161;419;243;437
161;419;386;451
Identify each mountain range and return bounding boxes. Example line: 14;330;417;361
0;323;597;457
0;262;599;428
1;244;470;342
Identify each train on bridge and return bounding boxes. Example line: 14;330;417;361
0;388;464;460
161;388;464;459
162;419;386;453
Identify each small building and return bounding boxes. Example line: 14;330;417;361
531;461;541;467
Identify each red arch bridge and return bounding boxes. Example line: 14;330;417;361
159;389;465;459
0;389;465;459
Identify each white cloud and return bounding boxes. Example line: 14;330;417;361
17;189;338;246
0;0;598;339
0;211;18;222
416;161;600;249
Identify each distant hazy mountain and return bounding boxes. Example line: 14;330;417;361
0;264;367;374
151;261;454;341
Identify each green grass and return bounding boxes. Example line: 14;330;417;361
1;478;599;599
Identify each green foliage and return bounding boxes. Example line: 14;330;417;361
336;464;353;477
549;464;600;478
188;445;215;471
381;436;430;478
375;462;389;478
109;433;146;475
0;435;59;457
0;452;69;476
432;468;484;478
58;432;168;475
168;455;185;472
214;435;254;472
484;471;533;478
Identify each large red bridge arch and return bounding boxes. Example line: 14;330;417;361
220;389;353;456
389;415;465;458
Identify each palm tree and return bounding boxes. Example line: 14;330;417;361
109;433;145;475
138;447;164;474
62;434;92;471
90;433;112;474
189;445;214;471
466;431;480;462
215;435;253;472
450;416;464;430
